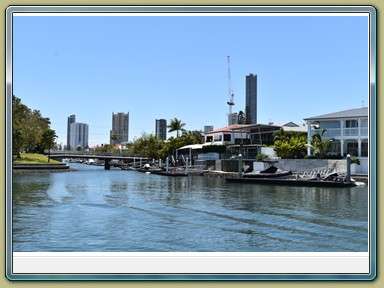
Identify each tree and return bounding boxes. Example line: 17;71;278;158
158;131;201;160
129;132;164;159
12;96;29;157
237;111;245;124
12;95;55;157
167;118;186;137
95;144;120;153
309;129;333;159
36;128;57;154
273;128;307;158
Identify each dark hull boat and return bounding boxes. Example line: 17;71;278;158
243;160;292;178
242;170;293;178
230;160;358;187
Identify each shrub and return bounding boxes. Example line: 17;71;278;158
256;153;269;162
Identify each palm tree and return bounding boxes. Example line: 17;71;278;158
310;129;333;158
167;118;186;137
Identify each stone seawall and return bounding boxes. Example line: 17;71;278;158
13;164;76;173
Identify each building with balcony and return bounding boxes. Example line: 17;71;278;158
204;124;250;146
204;122;308;159
69;122;89;150
246;73;257;124
110;112;129;145
304;107;368;159
155;119;167;140
66;114;76;150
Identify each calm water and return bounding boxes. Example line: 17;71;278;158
12;163;368;252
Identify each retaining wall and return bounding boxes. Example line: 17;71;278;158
195;158;367;175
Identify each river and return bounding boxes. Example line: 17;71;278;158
12;163;368;252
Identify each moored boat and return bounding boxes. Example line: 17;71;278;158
243;160;292;178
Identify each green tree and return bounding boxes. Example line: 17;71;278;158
167;118;186;137
237;111;245;124
95;144;120;153
309;128;333;158
158;132;202;160
129;132;164;159
273;128;307;158
36;128;57;154
12;95;55;157
12;96;29;157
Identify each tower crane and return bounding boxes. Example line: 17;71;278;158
227;56;235;115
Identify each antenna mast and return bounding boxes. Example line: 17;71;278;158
227;56;235;115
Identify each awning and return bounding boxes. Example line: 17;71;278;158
178;144;204;150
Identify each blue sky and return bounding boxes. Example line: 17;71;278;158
13;13;369;147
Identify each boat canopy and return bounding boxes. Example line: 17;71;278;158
178;144;204;150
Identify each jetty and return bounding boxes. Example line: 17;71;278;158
226;177;357;187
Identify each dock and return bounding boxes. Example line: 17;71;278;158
226;177;357;187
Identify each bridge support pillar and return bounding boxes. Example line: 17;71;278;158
104;159;111;170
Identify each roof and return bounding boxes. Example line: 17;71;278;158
178;143;215;150
232;122;308;133
205;124;249;134
178;144;203;150
304;107;368;121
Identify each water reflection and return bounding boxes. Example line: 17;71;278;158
13;174;51;208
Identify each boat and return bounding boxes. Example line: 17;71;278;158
228;160;358;187
243;160;292;178
136;165;187;177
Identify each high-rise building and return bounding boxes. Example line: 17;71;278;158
228;113;238;126
155;119;167;140
69;122;89;150
246;73;257;124
110;112;129;145
66;114;76;150
204;125;214;133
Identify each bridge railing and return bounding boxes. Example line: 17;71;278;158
48;150;144;158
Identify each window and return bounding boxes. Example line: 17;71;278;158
361;140;368;157
329;140;341;155
345;120;358;128
345;141;358;157
206;136;213;142
223;134;231;141
214;134;222;142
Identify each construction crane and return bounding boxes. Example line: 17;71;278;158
227;56;235;115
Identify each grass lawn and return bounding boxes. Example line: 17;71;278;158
13;153;63;165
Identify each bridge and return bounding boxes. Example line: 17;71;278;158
48;151;148;170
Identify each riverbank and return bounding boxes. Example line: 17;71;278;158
12;153;76;173
13;164;76;174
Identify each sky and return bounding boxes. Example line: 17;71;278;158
12;12;369;147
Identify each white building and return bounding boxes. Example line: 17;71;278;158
204;124;249;145
69;122;89;150
304;107;368;173
111;112;129;145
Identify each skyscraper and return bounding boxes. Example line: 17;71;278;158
204;125;214;133
69;122;89;150
155;119;167;140
228;112;238;126
110;112;129;145
66;114;76;150
246;73;257;124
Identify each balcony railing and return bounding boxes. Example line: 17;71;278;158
309;128;341;138
310;127;368;138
